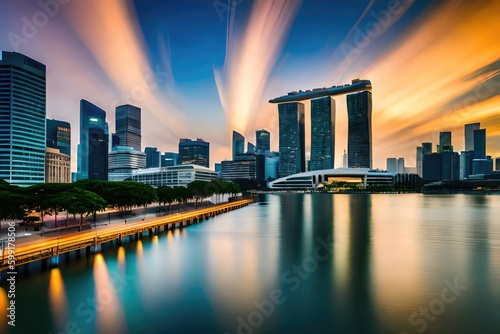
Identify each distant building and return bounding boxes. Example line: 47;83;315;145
422;142;432;155
423;152;460;181
278;102;305;177
45;147;71;183
215;163;222;178
398;158;405;173
473;128;486;159
460;151;475;179
115;104;141;151
310;96;335;171
232;131;245;159
256;129;270;153
472;158;493;175
265;155;279;181
416;147;423;177
108;146;146;176
496;157;500;171
77;99;109;181
438;131;452;153
161;152;179;167
0;51;46;186
145;147;161;168
129;165;218;187
46;119;71;157
464;123;480;151
178;138;209;168
221;154;265;183
347;90;372;168
386;158;398;173
247;142;255;154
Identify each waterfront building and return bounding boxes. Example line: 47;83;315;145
278;102;305;177
129;165;218;187
347;90;372;168
108;146;146;181
310;96;335;171
77;99;108;181
0;51;46;186
423;152;459;181
221;154;265;183
145;147;161;168
472;158;493;175
45;147;71;183
115;104;141;151
178;138;209;168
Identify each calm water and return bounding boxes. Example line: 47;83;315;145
2;193;500;334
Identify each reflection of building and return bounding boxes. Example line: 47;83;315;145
347;91;372;168
77;99;108;180
45;147;71;183
256;129;270;153
310;97;335;171
161;152;179;167
278;102;305;177
269;168;394;190
178;138;209;168
232;131;245;159
145;147;161;168
0;51;46;186
128;165;218;187
115;104;141;151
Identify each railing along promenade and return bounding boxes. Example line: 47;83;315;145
0;199;253;271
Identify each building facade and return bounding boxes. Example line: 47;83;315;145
347;91;372;168
232;131;245;159
145;147;161;168
45;147;71;183
278;102;305;177
310;96;335;171
0;51;46;186
115;104;141;151
465;123;480;151
161;152;179;167
46;119;70;156
77;99;108;180
129;165;218;187
178;138;209;168
256;129;270;153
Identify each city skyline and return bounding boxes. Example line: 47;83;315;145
0;0;499;171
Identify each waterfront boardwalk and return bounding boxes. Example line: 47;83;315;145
0;199;253;271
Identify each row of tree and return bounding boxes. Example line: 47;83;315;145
0;179;241;229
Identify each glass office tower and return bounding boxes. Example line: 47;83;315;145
0;51;46;186
347;91;372;169
278;102;305;177
77;99;108;180
310;96;335;171
115;104;141;151
178;138;209;167
256;129;270;153
232;130;245;159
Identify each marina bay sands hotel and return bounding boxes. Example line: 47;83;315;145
269;79;372;178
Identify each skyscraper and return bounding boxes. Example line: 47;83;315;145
416;147;423;177
115;104;141;151
422;142;433;155
278;102;305;177
473;128;486;159
347;91;372;168
464;122;480;151
232;130;245;159
247;142;255;154
256;129;270;153
438;131;452;153
77;99;108;180
46;119;71;156
310;96;335;171
178;138;209;167
145;147;161;168
0;51;46;186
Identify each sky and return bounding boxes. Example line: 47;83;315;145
0;0;499;171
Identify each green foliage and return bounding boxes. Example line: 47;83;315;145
0;190;27;220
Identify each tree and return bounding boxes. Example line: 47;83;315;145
173;186;189;212
0;190;26;221
66;188;106;231
157;186;175;213
187;181;213;209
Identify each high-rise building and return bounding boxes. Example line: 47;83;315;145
46;119;71;156
310;96;335;171
278;102;305;177
161;152;179;167
45;147;71;183
0;51;46;186
495;157;500;171
416;147;423;177
422;142;433;155
347;91;372;168
115;104;141;151
423;151;459;180
178;138;209;168
247;142;255;154
398;158;405;173
232;131;245;159
145;147;161;168
460;151;475;179
256;129;270;153
473;128;486;159
77;99;108;181
386;158;398;173
108;147;146;172
464;123;480;151
438;131;452;153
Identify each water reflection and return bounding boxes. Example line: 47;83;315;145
49;268;69;330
